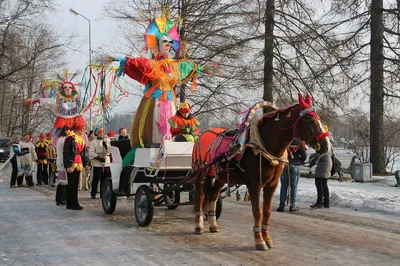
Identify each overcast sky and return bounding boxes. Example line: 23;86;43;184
49;0;140;114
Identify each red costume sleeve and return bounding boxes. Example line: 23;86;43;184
170;127;182;137
124;57;152;85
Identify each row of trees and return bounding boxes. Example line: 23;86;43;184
104;0;400;173
1;0;399;173
0;0;66;137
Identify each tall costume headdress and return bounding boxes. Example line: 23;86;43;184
145;17;181;55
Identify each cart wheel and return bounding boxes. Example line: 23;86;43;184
134;185;154;226
165;185;180;210
101;179;117;214
205;197;223;220
48;171;56;187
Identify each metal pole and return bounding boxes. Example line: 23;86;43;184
88;19;93;130
69;9;93;130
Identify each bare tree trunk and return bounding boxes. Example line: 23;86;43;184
178;0;186;103
22;58;36;134
263;0;275;110
370;0;385;173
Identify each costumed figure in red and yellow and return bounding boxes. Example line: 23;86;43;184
35;133;49;185
106;17;215;148
63;119;89;210
168;102;200;142
25;78;85;147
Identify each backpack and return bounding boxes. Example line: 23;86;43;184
331;153;342;176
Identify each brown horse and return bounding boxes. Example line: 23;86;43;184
191;94;331;251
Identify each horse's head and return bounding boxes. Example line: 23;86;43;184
296;94;331;154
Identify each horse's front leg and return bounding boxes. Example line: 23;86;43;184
248;183;267;251
207;180;225;233
195;175;206;234
262;181;279;249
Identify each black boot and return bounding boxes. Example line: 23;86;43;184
323;198;330;208
56;185;67;205
310;201;323;209
26;175;34;186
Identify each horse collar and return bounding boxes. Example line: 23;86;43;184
248;118;289;166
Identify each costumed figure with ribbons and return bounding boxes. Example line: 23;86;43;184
168;102;200;142
25;75;85;146
106;17;214;149
35;133;49;185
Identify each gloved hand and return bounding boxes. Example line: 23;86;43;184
21;147;29;152
181;124;191;133
95;156;105;163
22;150;30;155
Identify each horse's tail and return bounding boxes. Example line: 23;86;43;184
202;174;214;214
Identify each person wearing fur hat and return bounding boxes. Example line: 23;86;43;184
89;128;111;199
35;133;49;185
168;102;200;142
19;133;37;186
63;120;89;210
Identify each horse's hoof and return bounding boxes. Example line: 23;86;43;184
195;227;204;234
209;226;220;233
266;240;273;249
255;242;269;251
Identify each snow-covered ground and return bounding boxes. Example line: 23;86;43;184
233;147;400;218
282;176;399;217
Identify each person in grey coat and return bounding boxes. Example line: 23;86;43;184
309;148;332;208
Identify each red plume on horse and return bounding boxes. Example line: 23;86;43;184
191;93;331;251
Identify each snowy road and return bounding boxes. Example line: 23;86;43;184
0;175;399;266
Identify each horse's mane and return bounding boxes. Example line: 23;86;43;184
262;103;298;119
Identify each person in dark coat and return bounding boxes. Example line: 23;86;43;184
118;127;129;140
277;139;308;212
63;121;89;210
310;148;333;208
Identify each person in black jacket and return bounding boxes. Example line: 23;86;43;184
277;139;308;212
63;121;89;210
118;127;129;140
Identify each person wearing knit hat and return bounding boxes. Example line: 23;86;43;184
89;128;111;199
168;102;200;142
107;130;116;141
63;120;89;210
35;133;49;185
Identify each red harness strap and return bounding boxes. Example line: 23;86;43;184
315;131;330;141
